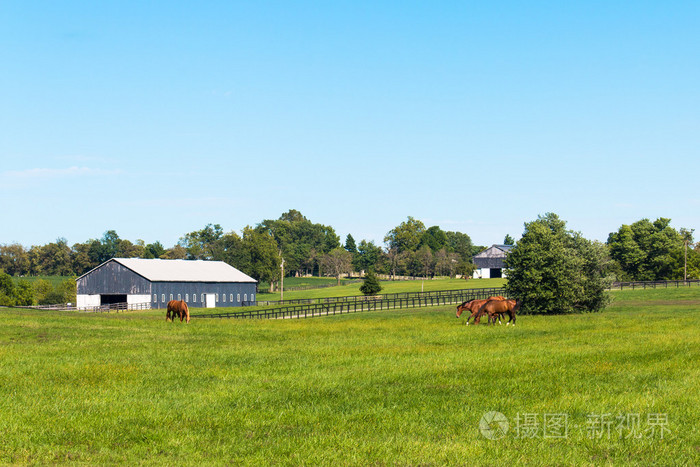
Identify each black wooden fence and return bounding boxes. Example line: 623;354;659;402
10;302;152;313
609;279;700;290
192;287;506;320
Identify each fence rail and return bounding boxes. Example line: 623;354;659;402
609;279;700;290
192;287;507;320
8;302;152;313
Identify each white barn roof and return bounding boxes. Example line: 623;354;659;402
85;258;257;283
473;244;513;259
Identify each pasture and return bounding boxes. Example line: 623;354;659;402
259;277;507;302
0;288;698;465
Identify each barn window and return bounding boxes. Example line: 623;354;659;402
201;294;205;302
162;294;165;302
230;294;233;302
251;293;255;302
153;294;156;303
193;294;197;303
216;293;219;302
178;294;181;301
223;294;226;303
244;294;248;302
237;293;240;302
170;294;173;301
185;294;189;302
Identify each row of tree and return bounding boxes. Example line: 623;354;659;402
606;218;698;281
506;214;699;315
1;210;697;294
0;211;486;291
0;272;76;307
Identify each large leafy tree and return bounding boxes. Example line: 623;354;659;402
419;226;447;251
0;243;30;276
218;231;251;272
179;224;225;260
355;240;384;273
256;210;340;276
607;218;684;280
145;241;166;259
0;271;34;306
34;239;73;276
444;231;474;262
505;213;610;314
70;242;95;275
384;216;426;253
242;226;281;291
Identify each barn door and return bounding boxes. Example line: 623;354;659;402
205;293;216;308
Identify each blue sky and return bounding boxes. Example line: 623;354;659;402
1;1;698;249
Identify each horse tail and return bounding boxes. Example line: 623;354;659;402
183;300;190;323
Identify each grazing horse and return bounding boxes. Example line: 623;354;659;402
474;299;521;326
456;296;506;325
166;300;190;324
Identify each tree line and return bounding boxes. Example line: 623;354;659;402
0;210;697;299
0;210;484;293
506;214;698;315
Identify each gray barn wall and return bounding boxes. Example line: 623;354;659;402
77;260;258;308
151;282;257;308
473;257;507;269
77;261;151;295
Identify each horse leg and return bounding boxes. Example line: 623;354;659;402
166;309;171;322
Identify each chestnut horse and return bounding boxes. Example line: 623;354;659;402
166;300;190;324
456;296;506;325
474;299;521;326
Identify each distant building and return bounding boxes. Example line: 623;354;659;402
76;258;257;309
472;244;513;279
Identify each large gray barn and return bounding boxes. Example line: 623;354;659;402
76;258;257;309
472;244;513;279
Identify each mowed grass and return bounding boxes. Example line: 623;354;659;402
0;288;699;465
258;277;506;302
257;276;357;292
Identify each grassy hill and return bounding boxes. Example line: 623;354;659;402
1;287;698;464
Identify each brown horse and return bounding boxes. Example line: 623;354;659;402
166;300;190;324
474;299;521;326
456;296;506;324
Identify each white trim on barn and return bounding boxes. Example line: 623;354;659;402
127;294;151;306
77;294;100;308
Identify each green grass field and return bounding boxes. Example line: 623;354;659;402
1;287;698;465
261;277;506;301
257;276;358;293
